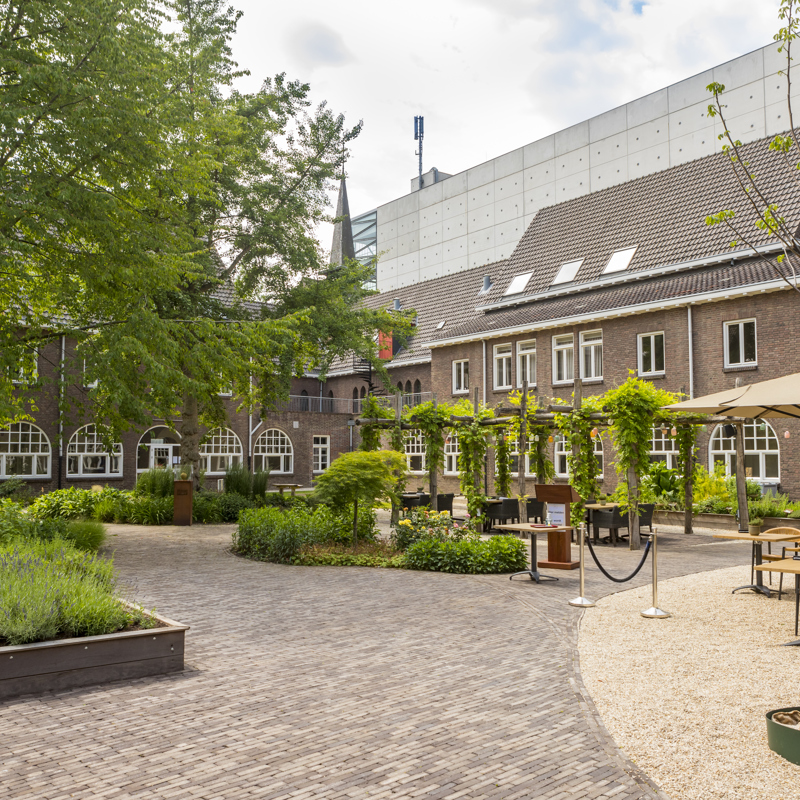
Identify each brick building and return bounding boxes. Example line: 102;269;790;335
4;131;800;498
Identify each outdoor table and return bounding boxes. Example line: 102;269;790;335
755;558;800;645
274;483;302;497
495;523;579;573
713;531;800;597
494;524;558;583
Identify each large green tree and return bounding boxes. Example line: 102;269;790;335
1;0;410;477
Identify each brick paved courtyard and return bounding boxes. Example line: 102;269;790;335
1;524;751;800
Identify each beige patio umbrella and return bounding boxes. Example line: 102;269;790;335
663;372;800;419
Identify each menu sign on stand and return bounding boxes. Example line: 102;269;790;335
533;484;582;570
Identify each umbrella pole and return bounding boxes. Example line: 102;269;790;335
735;422;749;533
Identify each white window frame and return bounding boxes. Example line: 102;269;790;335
404;429;426;473
504;436;535;478
136;426;181;473
0;422;52;479
554;435;603;479
580;330;603;381
201;427;244;476
444;434;459;475
638;332;665;377
649;426;679;470
253;428;291;474
708;421;780;483
493;343;512;390
67;424;122;479
552;334;574;385
724;318;757;367
516;340;537;388
312;435;330;473
452;360;469;394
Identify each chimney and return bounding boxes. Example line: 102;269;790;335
393;298;401;311
482;275;492;292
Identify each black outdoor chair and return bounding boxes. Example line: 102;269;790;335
638;503;655;533
526;498;545;523
436;493;454;515
402;495;421;511
417;493;431;508
591;507;630;547
487;498;520;534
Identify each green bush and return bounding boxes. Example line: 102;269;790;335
93;492;172;525
258;491;316;508
216;492;255;522
135;468;175;498
251;470;270;501
293;551;406;568
404;536;527;574
233;504;370;563
0;538;154;645
0;476;34;504
64;520;107;551
0;501;105;551
29;487;102;520
193;492;223;523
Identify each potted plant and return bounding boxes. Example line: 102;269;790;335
749;517;763;536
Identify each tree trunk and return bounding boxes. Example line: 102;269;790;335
628;462;641;550
181;392;202;491
735;422;749;532
353;495;359;548
518;380;528;524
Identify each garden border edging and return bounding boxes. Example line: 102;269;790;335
0;606;189;701
654;511;800;531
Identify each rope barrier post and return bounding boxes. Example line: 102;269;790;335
569;522;596;608
641;527;671;619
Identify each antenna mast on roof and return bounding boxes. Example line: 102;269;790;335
414;115;424;190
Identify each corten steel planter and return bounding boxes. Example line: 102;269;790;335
0;608;189;701
766;707;800;765
173;479;193;525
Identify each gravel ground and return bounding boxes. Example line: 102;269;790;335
579;562;800;800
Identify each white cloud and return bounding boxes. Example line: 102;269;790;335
230;0;781;251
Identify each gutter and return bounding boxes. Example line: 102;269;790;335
428;277;790;349
475;242;786;313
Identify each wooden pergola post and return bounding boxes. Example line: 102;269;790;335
735;421;750;532
517;380;529;524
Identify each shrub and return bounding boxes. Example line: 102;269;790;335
193;492;222;523
29;487;101;520
0;476;34;504
135;468;175;498
404;536;527;574
251;470;270;501
0;538;154;645
234;506;314;563
216;492;255;523
294;550;406;568
64;520;107;551
392;508;472;551
127;495;173;525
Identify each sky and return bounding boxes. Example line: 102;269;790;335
228;0;781;249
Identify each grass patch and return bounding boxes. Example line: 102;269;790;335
292;541;405;568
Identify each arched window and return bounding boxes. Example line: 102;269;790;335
413;379;422;406
709;421;780;481
352;387;359;413
360;386;366;399
200;427;243;475
650;426;679;470
444;434;459;474
554;434;603;478
300;389;309;412
253;428;293;474
0;422;51;478
404;380;412;395
67;424;122;478
137;426;180;472
323;390;334;413
397;381;403;393
404;429;426;472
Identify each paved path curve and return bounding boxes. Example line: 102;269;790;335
1;525;749;800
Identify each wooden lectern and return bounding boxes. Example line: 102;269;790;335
533;484;581;570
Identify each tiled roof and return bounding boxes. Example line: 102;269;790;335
434;256;789;342
474;133;800;307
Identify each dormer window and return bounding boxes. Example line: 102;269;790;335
552;259;584;285
503;272;533;296
602;246;637;274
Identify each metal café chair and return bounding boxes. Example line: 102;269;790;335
591;507;630;546
526;498;545;523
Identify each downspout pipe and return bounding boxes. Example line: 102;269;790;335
687;305;694;399
58;335;65;489
482;339;487;408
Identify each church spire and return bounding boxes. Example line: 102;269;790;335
330;175;355;266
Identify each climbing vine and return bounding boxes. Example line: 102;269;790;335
455;402;494;518
554;394;604;526
402;399;453;482
494;431;511;497
358;395;394;451
506;390;555;484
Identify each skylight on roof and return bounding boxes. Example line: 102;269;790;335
436;320;445;329
503;272;533;296
552;259;584;285
603;246;638;274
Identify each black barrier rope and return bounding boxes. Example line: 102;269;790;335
585;535;652;583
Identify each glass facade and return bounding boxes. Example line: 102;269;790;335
352;209;377;290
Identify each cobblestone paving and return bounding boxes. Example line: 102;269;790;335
0;524;751;800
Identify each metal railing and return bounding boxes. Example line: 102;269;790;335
271;391;435;415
